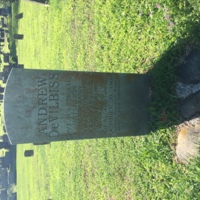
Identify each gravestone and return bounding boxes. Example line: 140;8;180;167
0;30;4;39
0;86;4;93
25;0;49;6
0;94;3;101
0;38;4;43
8;170;16;184
0;71;9;83
2;134;9;142
0;134;9;143
0;156;2;165
0;141;10;150
4;68;150;144
0;17;7;27
24;150;34;157
8;193;17;200
14;34;23;40
15;13;23;20
0;169;8;189
0;9;7;17
3;53;9;63
0;157;9;169
3;152;12;165
0;190;8;200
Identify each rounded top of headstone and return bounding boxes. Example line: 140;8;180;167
3;68;51;144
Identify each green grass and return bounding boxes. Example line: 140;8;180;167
9;0;200;199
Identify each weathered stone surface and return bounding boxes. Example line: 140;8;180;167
176;81;200;99
4;69;150;144
176;120;200;164
176;49;200;84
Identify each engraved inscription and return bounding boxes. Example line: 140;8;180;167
4;68;150;145
37;74;60;137
102;74;120;135
65;74;120;136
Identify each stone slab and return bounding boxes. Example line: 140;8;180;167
176;120;200;164
4;69;150;144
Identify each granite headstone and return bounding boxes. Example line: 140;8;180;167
4;68;150;144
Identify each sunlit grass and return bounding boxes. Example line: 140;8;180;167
12;0;200;199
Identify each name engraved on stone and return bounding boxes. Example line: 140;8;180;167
4;69;150;144
37;74;60;138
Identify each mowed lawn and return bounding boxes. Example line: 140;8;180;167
11;0;200;199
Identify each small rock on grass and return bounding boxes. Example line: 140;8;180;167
176;119;200;164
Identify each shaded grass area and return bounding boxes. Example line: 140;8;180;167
14;0;200;199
